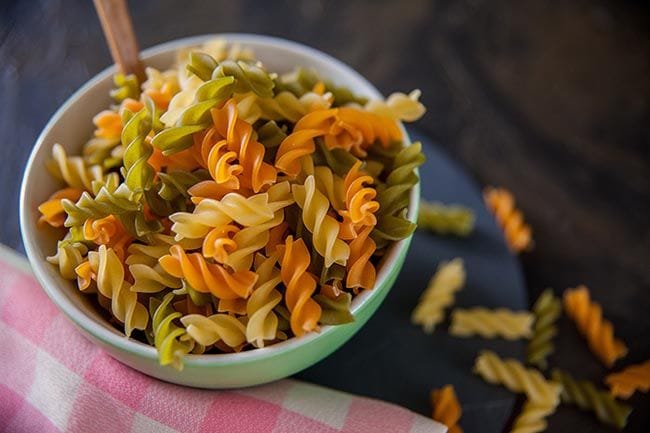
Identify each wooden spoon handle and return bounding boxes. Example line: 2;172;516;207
93;0;145;82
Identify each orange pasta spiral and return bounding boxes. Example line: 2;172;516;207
563;285;628;367
275;107;402;176
279;236;321;336
93;110;122;139
431;385;463;433
605;360;650;399
210;99;276;192
483;186;532;253
159;244;258;300
339;160;379;239
38;188;83;228
83;215;132;260
346;225;377;291
196;126;243;188
202;224;240;263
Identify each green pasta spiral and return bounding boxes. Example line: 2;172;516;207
145;169;210;216
110;73;140;103
551;369;632;429
150;293;194;369
274;67;368;106
527;289;561;369
417;201;475;237
257;120;287;162
314;292;354;325
121;107;154;192
313;139;360;177
372;141;425;246
152;75;236;155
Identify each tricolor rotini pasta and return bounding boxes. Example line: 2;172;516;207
38;38;425;368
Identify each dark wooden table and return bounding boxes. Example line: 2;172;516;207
1;0;648;431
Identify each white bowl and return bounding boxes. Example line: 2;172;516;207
20;34;419;388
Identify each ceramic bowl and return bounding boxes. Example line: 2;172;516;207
20;34;419;388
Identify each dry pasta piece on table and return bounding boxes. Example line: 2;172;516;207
563;285;627;367
605;360;650;399
411;258;465;333
417;200;475;237
430;385;463;433
527;288;561;369
552;369;632;429
483;186;532;253
450;307;533;340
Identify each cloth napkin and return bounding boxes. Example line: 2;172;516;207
0;245;445;433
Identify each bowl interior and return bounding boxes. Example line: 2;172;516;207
20;34;418;364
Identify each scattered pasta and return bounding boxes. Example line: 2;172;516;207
527;289;561;369
430;385;463;433
417;200;475;237
552;369;632;429
510;398;561;433
39;39;425;368
411;258;465;333
563;285;627;367
450;308;533;340
605;360;650;399
473;351;561;405
483;186;532;253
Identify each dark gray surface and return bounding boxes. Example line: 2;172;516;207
2;0;649;431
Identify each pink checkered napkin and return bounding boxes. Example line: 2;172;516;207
0;246;445;433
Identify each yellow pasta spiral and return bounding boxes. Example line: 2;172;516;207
483;186;532;253
430;385;463;433
246;252;283;347
563;285;627;367
450;308;534;340
279;236;322;336
510;399;560;433
292;175;350;267
89;245;149;336
605;360;650;399
170;181;293;240
180;314;247;348
46;143;105;192
225;210;287;271
159;244;258;300
411;258;466;333
473;350;562;405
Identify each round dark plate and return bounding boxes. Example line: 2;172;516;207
296;132;529;433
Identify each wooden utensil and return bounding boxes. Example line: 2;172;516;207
93;0;145;81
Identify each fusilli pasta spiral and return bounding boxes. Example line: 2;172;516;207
430;385;463;433
605;360;650;399
527;289;561;369
245;252;283;347
563;285;627;367
483;186;533;253
450;308;533;340
411;258;466;333
552;369;632;429
417;200;475;237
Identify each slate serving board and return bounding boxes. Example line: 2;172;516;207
296;132;529;433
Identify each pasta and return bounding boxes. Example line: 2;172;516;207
372;141;425;248
450;308;533;340
605;360;650;399
430;385;463;433
483;186;533;253
510;399;560;433
292;175;350;267
563;285;627;367
411;258;466;333
473;351;562;405
552;369;632;429
245;252;283;347
527;289;561;369
279;236;322;336
417;200;475;237
40;38;424;368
